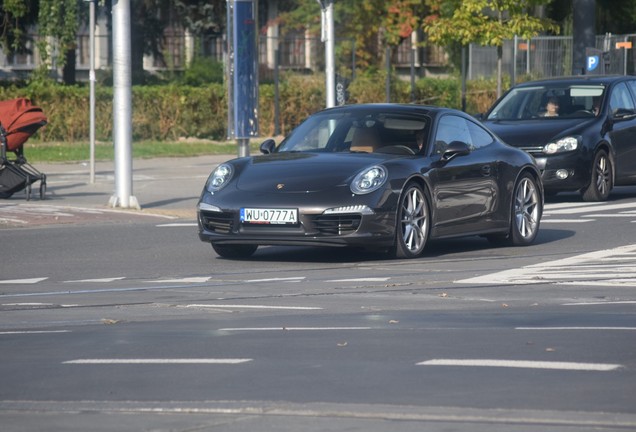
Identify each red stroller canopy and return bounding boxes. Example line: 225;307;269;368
0;98;48;151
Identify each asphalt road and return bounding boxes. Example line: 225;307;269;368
1;175;636;431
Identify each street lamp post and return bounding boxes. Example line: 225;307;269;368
83;0;96;184
317;0;335;108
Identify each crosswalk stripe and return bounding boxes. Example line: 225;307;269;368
0;278;48;285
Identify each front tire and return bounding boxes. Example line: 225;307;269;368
390;182;429;258
212;244;258;259
581;149;612;202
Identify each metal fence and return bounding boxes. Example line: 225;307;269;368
468;34;636;82
2;32;635;82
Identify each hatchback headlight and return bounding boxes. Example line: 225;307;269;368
350;165;387;195
206;163;234;192
543;136;579;154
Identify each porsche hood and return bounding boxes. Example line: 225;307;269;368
234;152;385;193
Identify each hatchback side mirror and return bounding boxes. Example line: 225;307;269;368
260;139;276;154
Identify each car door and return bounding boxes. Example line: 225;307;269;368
609;81;636;183
429;114;498;235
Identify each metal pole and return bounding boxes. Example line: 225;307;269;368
461;45;466;112
274;48;280;135
318;0;335;108
109;0;139;209
410;46;415;103
88;0;96;184
385;46;390;103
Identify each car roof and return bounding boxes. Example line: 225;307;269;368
511;75;635;88
317;103;463;118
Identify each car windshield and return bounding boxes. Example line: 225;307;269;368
276;111;429;154
486;84;606;120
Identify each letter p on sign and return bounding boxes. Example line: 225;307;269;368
587;55;599;71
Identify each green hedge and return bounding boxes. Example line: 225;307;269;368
0;75;500;143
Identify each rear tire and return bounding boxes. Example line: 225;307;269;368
511;173;541;245
488;173;541;246
390;182;429;258
212;244;258;259
581;150;612;202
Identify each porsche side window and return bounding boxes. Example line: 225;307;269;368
434;115;472;154
466;120;494;149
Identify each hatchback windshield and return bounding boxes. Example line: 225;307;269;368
487;84;605;120
276;111;429;154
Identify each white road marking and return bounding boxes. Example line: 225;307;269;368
457;244;636;286
564;300;636;306
545;202;636;215
245;277;306;283
63;358;252;365
540;219;593;223
0;217;28;224
326;277;391;282
416;359;622;371
219;327;372;331
0;330;71;335
65;277;126;283
182;304;322;310
0;278;48;285
586;214;636;218
544;202;605;209
516;327;636;331
156;223;197;227
153;277;212;283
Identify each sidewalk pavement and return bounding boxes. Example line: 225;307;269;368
19;154;234;219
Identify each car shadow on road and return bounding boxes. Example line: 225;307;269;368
223;228;575;263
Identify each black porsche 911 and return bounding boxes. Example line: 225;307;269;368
481;75;636;201
198;104;543;259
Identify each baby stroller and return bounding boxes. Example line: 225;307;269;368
0;98;48;200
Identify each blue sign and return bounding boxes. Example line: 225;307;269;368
229;0;258;139
587;55;599;72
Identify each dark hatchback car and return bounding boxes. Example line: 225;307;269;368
481;75;636;201
198;104;543;259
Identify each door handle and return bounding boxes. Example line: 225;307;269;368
481;165;491;176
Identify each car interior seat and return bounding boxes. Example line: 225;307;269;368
350;126;382;153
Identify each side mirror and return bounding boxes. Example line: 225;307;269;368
613;108;636;121
260;139;276;154
441;141;471;162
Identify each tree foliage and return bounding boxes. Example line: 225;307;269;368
423;0;558;47
423;0;558;96
277;0;430;70
36;0;79;67
0;0;38;53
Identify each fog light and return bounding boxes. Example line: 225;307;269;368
556;169;569;180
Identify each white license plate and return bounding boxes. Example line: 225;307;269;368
240;208;298;225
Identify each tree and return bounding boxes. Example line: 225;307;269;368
423;0;558;97
0;0;38;56
37;0;80;83
277;0;429;72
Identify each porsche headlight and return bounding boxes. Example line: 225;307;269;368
206;163;234;192
350;165;387;195
543;136;579;154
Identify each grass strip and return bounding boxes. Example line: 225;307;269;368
20;140;263;163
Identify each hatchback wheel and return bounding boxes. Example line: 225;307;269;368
581;150;612;202
390;183;429;258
